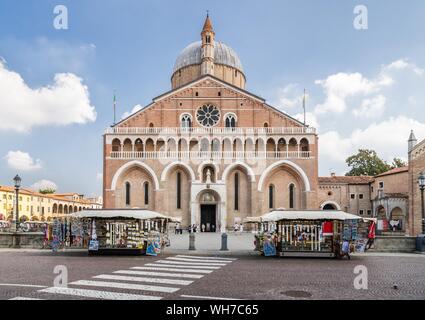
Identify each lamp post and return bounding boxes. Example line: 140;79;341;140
419;172;425;234
12;175;21;232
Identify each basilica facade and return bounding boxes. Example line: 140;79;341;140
102;15;319;231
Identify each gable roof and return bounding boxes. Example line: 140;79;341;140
374;166;408;178
318;176;374;185
112;74;306;128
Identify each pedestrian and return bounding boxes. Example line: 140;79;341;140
201;223;205;232
365;220;376;251
341;239;351;260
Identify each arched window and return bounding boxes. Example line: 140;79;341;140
289;184;295;209
176;172;181;209
206;35;211;44
234;172;239;211
225;114;237;128
112;138;121;152
181;114;192;128
144;182;149;205
125;182;131;206
268;185;274;209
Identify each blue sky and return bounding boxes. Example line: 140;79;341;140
0;0;424;197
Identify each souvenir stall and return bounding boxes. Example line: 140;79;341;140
70;209;173;255
353;218;377;252
249;210;362;258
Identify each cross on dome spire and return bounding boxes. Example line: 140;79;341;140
202;11;214;33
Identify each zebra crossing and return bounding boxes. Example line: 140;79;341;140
10;255;237;300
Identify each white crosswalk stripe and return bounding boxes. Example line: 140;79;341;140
70;280;180;293
9;297;43;300
155;260;227;266
145;263;220;270
166;257;232;263
176;255;237;261
10;254;237;300
39;287;162;300
132;266;214;273
93;274;194;286
115;269;204;279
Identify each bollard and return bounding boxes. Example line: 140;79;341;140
220;232;228;251
189;232;196;250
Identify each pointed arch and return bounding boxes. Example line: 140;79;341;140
258;160;311;192
111;160;159;191
221;161;255;182
161;161;196;182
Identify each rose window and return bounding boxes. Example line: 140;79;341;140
196;104;220;127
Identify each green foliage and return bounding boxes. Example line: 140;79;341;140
345;149;391;176
391;157;407;168
39;188;56;194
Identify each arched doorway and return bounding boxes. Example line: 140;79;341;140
323;203;337;210
390;207;404;231
196;190;221;233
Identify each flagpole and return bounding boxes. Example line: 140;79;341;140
303;88;306;126
113;90;116;125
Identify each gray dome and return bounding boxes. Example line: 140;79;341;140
173;41;244;74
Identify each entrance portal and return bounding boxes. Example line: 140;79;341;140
201;204;216;232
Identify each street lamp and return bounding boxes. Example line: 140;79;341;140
419;172;425;234
12;174;21;232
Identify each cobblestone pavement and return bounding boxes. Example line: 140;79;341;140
0;248;424;300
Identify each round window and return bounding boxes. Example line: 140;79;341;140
196;104;220;127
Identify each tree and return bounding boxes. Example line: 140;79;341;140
391;157;407;169
345;149;391;176
39;188;56;194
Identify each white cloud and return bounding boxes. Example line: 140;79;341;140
385;59;424;76
292;112;319;129
0;60;96;132
276;83;307;109
319;116;425;164
30;180;57;192
121;104;143;120
4;151;43;171
314;72;392;114
352;95;386;118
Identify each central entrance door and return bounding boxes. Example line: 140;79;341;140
200;204;217;232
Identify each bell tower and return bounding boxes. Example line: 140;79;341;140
201;12;215;76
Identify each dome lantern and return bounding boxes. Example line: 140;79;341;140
171;16;246;90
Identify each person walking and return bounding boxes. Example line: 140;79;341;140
365;220;376;251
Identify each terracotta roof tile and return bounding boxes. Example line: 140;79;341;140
374;166;408;178
318;176;374;185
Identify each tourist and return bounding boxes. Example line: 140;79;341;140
341;239;351;260
365;220;376;251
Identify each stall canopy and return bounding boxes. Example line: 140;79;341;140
70;209;178;222
260;210;362;222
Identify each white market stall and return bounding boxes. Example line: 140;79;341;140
248;210;362;258
52;209;175;255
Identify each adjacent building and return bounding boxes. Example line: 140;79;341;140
0;186;102;222
408;131;425;236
